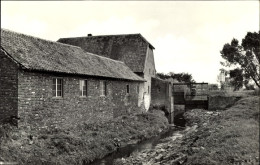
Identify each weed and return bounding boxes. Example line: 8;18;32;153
0;110;169;164
184;96;259;164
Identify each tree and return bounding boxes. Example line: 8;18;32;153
220;31;260;89
156;72;171;80
157;72;195;83
229;68;243;90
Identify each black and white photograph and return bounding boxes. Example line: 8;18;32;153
0;1;259;165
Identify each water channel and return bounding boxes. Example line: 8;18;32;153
87;113;186;165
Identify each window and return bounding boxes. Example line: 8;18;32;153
100;81;107;96
80;80;87;97
137;84;139;94
52;78;63;97
126;84;130;94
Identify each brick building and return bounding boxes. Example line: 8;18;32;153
0;29;145;129
58;33;156;110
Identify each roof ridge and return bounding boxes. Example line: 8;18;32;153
59;33;141;40
84;51;125;64
1;28;83;50
58;33;155;49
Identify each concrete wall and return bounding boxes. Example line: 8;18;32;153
17;70;143;130
150;78;173;123
0;49;18;124
151;78;173;112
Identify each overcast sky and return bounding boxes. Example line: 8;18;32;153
1;1;259;84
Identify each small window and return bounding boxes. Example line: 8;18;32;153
100;81;107;96
52;78;63;97
137;84;139;94
126;84;130;94
80;80;87;97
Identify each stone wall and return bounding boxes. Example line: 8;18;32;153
17;70;142;130
0;49;18;124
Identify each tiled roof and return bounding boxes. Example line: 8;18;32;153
57;33;155;73
0;29;145;82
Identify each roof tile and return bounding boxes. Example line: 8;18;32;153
1;29;145;82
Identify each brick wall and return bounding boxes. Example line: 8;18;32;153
59;35;156;111
17;70;142;130
0;49;18;124
109;36;148;72
83;38;156;111
59;35;148;73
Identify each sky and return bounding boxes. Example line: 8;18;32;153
1;1;259;84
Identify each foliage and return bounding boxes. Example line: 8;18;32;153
229;68;243;90
0;111;169;164
220;31;260;89
157;72;195;83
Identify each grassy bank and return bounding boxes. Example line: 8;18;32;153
0;110;168;164
112;92;259;165
183;96;259;164
208;89;257;110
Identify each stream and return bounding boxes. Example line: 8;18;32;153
88;113;186;165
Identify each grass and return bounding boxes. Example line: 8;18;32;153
0;110;169;164
208;89;259;110
183;95;259;165
209;89;258;97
